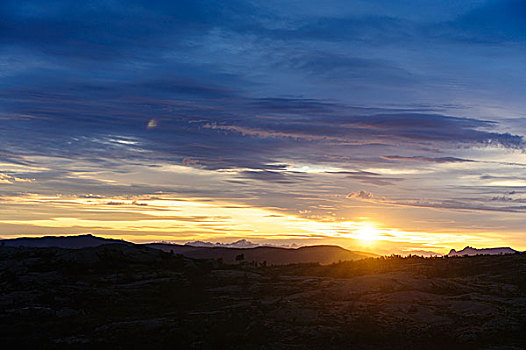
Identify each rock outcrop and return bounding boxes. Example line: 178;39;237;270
448;246;517;257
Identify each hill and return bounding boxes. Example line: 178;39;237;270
0;246;525;349
0;234;130;249
146;243;375;265
0;235;374;265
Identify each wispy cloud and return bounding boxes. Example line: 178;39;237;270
2;0;526;251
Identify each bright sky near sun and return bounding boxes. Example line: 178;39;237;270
1;0;526;254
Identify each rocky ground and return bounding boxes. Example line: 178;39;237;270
1;244;525;349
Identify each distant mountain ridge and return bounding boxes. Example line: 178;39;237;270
0;234;130;249
3;235;522;264
0;234;375;265
185;239;261;248
448;246;518;257
147;243;376;265
185;239;299;249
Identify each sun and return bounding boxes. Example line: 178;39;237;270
355;223;380;244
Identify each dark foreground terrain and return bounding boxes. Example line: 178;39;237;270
1;244;525;349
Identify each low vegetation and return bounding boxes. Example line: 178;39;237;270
1;244;525;349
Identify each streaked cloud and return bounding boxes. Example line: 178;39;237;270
1;0;526;252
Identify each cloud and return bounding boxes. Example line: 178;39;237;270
206;111;525;159
396;199;526;214
0;173;33;184
239;170;307;184
1;0;525;175
382;155;475;163
2;81;523;174
346;185;526;214
331;171;401;186
147;119;158;129
0;0;257;61
434;0;526;44
347;190;374;200
351;194;526;214
2;0;526;245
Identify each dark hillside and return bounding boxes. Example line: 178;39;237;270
147;243;375;265
1;245;525;349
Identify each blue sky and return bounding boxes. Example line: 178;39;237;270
1;0;526;253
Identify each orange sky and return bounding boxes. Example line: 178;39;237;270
0;189;522;255
2;0;526;254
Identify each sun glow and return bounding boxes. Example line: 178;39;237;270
354;223;380;244
0;193;514;253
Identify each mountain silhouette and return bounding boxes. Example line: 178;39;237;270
185;239;260;248
0;234;130;249
0;234;374;265
448;246;517;257
147;243;375;265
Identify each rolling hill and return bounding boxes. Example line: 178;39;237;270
147;243;375;265
0;234;130;249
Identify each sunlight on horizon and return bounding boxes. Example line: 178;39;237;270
353;223;380;246
0;193;516;254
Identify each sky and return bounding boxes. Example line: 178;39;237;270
1;0;526;254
